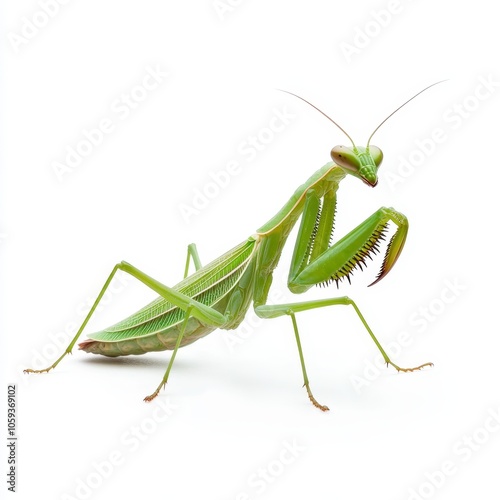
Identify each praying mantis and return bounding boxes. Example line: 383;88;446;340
25;83;441;411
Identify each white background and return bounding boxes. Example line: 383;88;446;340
2;1;500;499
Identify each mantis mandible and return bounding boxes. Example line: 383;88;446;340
25;83;441;411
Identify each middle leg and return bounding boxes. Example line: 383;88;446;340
256;297;432;411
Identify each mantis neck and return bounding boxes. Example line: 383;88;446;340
255;162;345;235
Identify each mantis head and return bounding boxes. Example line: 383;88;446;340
280;82;445;188
330;144;383;187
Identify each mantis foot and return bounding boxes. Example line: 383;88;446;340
23;367;54;374
143;391;160;403
143;383;166;402
386;361;434;373
305;384;330;412
23;351;71;374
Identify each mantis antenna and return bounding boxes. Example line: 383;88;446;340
280;80;447;150
278;89;357;149
366;80;447;148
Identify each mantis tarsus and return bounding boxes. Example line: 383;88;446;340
25;84;441;411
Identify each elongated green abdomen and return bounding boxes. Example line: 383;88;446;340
79;238;257;357
79;314;220;356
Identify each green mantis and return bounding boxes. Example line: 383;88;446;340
25;84;440;411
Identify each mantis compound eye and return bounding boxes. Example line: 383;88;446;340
330;145;359;172
367;145;383;167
